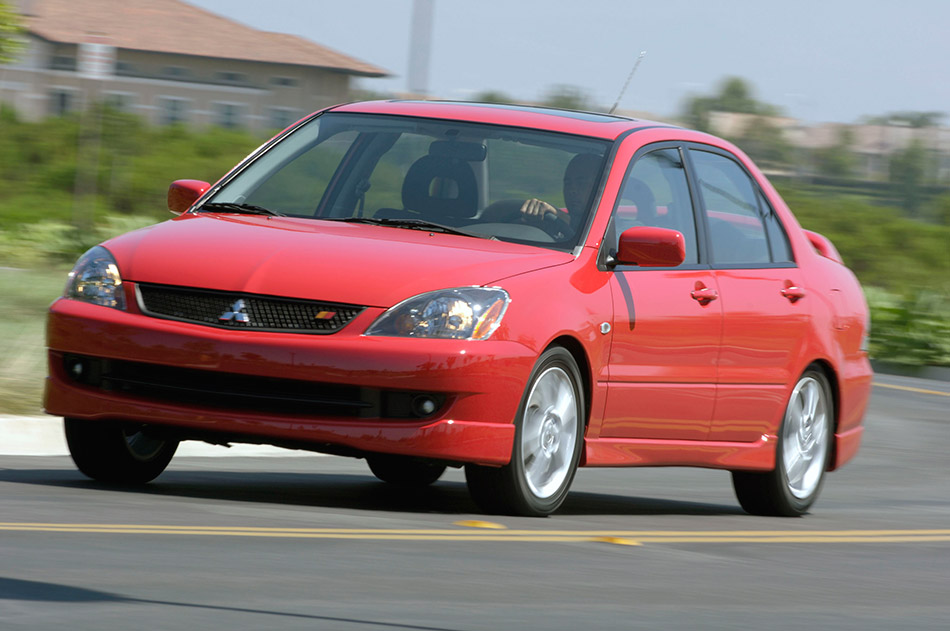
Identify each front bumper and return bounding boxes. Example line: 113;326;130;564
45;296;535;465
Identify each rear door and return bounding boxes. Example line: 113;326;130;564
686;147;811;442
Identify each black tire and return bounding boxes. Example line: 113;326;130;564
366;454;446;487
732;367;833;516
64;418;178;484
465;347;585;517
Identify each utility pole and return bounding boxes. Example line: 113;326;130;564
407;0;434;96
72;34;114;231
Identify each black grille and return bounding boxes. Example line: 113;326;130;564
62;354;445;419
137;283;364;334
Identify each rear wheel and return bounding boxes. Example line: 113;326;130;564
732;367;833;516
366;454;446;487
465;347;584;517
64;418;178;484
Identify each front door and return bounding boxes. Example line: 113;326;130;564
600;147;721;440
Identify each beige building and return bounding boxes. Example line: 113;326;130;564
1;0;387;130
707;111;950;181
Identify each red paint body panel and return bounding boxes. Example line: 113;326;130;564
46;298;533;464
45;369;515;464
804;229;845;264
584;434;776;470
167;179;210;214
332;100;659;140
107;214;573;308
45;101;872;490
616;226;686;267
833;425;865;470
600;269;721;441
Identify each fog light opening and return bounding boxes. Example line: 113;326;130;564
412;395;439;417
65;356;87;381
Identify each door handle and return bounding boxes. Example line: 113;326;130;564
690;287;718;304
781;286;806;303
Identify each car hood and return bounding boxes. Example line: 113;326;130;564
106;214;574;307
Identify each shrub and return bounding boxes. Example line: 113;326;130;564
866;287;950;367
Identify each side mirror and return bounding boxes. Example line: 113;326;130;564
168;179;211;214
615;226;686;267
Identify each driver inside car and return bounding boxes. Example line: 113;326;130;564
519;152;601;238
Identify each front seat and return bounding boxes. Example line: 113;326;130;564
605;177;659;254
394;155;479;224
620;177;659;229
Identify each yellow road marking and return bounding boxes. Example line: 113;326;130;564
873;382;950;397
453;520;508;529
594;536;643;546
1;523;949;545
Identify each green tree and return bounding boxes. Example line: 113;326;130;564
864;111;945;128
738;116;793;168
351;88;397;102
716;76;764;114
778;183;950;293
932;194;950;226
541;85;591;111
813;127;859;178
681;76;780;132
0;1;23;64
472;90;515;104
681;77;793;168
889;139;928;216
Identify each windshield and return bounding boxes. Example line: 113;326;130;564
205;112;610;250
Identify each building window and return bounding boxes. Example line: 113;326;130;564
158;97;189;125
50;55;76;71
49;89;78;116
268;107;299;130
163;66;190;79
214;102;243;128
215;71;247;85
104;92;134;113
115;61;135;76
270;76;299;87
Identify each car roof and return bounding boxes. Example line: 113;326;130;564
329;100;678;140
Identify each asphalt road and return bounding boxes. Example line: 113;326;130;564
1;373;948;630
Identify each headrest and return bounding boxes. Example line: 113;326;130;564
622;177;657;222
402;155;478;218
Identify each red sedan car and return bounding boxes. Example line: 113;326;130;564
45;100;872;516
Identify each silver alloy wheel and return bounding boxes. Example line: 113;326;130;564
782;376;830;499
520;366;579;499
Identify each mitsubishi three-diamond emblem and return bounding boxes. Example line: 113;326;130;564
219;298;250;323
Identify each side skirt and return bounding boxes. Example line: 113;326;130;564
583;434;777;471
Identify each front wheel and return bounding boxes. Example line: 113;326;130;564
65;418;178;484
465;347;584;517
732;367;833;516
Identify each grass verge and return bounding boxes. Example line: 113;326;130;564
0;267;68;414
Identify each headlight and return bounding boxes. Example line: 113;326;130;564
366;287;509;340
64;246;126;310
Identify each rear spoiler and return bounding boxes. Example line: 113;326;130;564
803;230;844;265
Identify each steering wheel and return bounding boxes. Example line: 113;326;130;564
480;199;566;238
479;199;528;223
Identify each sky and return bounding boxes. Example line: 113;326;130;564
186;0;949;125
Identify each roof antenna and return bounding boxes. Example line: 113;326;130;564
609;51;647;115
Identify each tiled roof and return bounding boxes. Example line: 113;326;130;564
23;0;388;76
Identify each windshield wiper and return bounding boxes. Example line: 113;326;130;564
333;217;495;240
198;202;286;217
